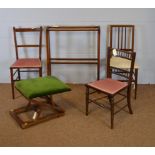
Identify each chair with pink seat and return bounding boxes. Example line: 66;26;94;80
10;27;42;99
85;47;136;129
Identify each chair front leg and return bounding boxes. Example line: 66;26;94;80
109;96;114;129
39;67;42;77
86;86;89;116
17;69;21;80
10;68;15;99
127;87;133;114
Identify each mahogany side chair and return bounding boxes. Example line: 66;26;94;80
108;25;139;99
86;47;136;129
10;27;43;99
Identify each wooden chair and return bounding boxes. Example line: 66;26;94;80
86;47;136;129
108;25;139;99
10;27;42;99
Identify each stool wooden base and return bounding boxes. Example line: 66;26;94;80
10;99;65;129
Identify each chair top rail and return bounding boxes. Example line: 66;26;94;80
13;27;42;32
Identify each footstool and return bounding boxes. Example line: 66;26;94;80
10;76;71;129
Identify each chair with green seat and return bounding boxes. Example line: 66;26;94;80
10;76;71;129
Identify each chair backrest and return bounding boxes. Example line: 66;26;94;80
109;25;134;51
107;47;136;86
13;26;42;60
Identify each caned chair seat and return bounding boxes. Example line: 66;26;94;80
87;78;128;95
15;76;71;99
110;57;139;69
11;58;42;68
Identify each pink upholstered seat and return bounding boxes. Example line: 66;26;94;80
10;27;43;99
85;48;136;129
11;58;41;68
87;78;128;95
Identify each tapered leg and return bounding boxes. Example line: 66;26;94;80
127;87;133;114
10;68;15;99
86;86;89;116
134;68;138;99
109;96;114;129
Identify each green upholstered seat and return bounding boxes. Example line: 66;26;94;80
15;76;71;99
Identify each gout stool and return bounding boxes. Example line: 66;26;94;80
10;76;71;129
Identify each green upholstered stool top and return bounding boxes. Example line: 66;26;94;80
15;76;71;99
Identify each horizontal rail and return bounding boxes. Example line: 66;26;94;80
17;45;40;48
14;27;42;32
46;25;100;31
50;58;98;60
50;61;98;64
110;25;134;27
50;58;98;64
89;99;110;110
114;104;128;115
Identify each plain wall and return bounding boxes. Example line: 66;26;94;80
0;8;155;84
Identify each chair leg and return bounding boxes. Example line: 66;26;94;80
134;68;138;99
39;67;42;77
10;68;15;99
127;87;133;114
86;87;89;116
109;96;114;129
17;69;21;80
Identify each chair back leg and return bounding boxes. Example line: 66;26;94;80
134;68;138;99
